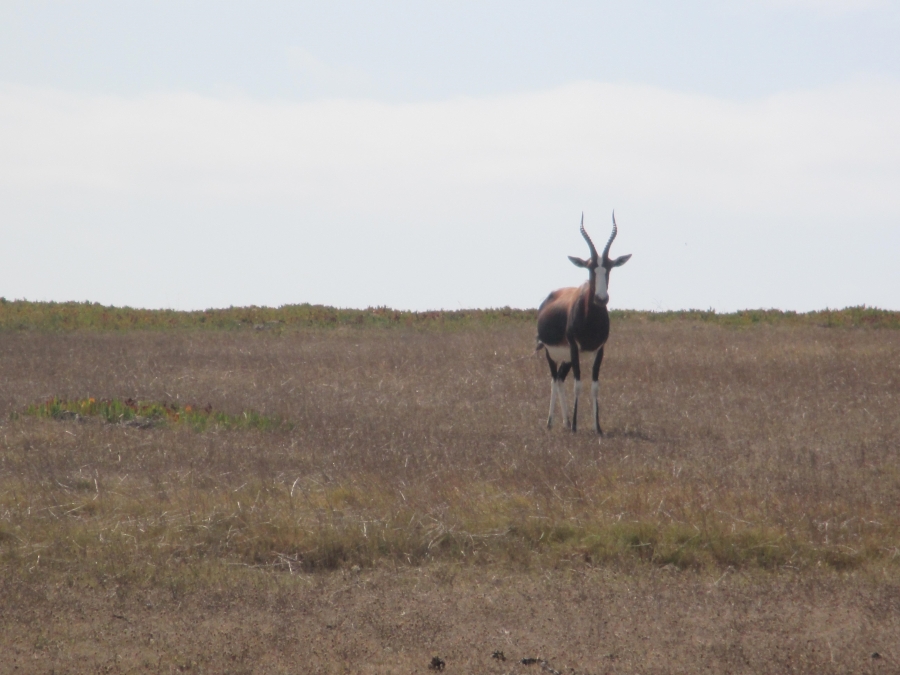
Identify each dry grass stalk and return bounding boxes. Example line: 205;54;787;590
1;321;898;582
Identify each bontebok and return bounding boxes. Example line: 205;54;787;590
536;212;632;434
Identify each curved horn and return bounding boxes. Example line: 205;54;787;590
601;210;618;261
579;212;599;263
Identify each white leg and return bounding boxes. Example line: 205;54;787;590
591;381;600;433
557;380;570;428
572;378;581;432
547;380;558;428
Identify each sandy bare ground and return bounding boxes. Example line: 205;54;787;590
0;566;900;673
4;565;899;674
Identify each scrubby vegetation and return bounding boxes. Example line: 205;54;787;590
1;297;898;331
0;298;535;331
20;396;288;432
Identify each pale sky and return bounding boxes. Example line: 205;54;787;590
1;1;898;311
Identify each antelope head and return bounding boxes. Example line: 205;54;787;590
568;212;632;305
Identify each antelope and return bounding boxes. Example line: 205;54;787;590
536;212;631;434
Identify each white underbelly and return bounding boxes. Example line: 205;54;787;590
545;345;570;363
544;343;602;364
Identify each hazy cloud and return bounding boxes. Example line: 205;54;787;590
284;46;371;97
1;78;898;310
3;79;897;216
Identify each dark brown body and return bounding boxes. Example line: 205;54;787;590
537;284;611;355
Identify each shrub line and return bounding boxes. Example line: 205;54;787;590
1;299;898;331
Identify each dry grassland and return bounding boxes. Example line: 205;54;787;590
1;319;899;673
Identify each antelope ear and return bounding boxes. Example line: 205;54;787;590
611;254;632;268
568;256;589;268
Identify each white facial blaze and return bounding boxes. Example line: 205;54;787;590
594;269;609;304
